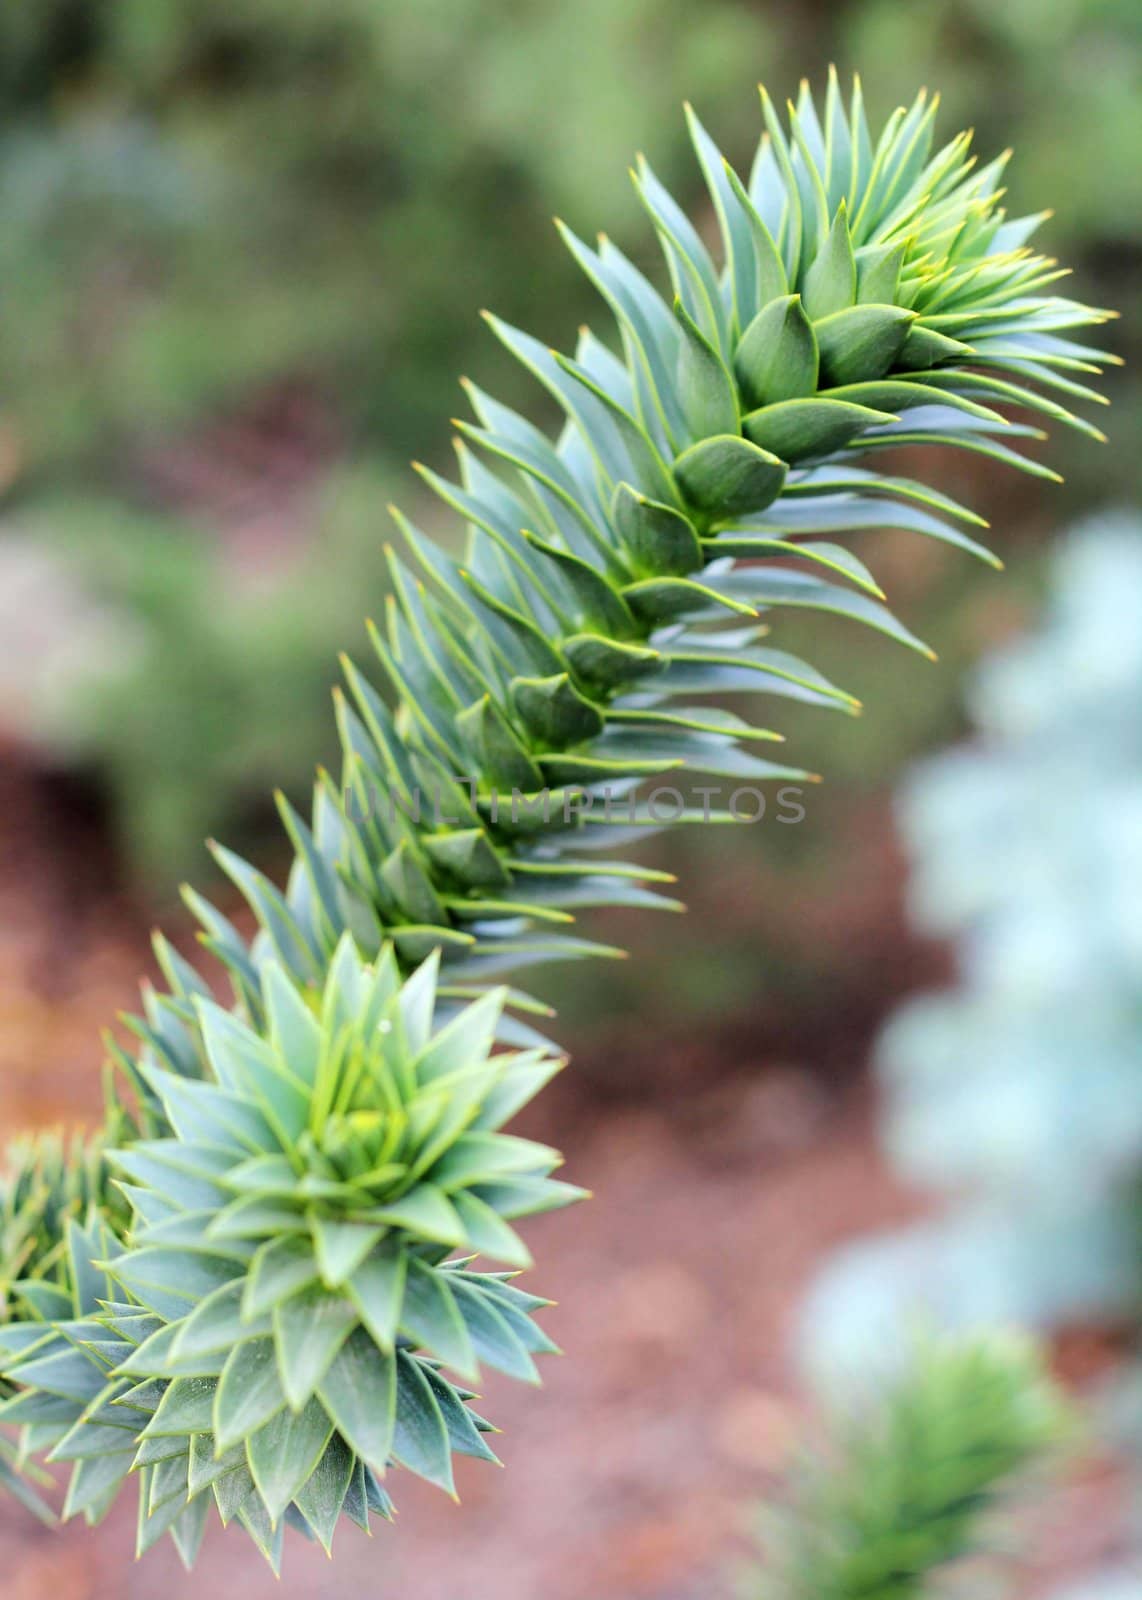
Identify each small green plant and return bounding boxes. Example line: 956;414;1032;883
0;75;1112;1570
746;1332;1070;1599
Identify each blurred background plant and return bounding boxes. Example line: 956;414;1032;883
804;511;1142;1593
741;1330;1072;1600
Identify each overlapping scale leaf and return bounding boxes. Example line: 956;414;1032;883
0;1216;144;1538
90;940;574;1555
1;1132;122;1315
0;1219;398;1569
0;1130;130;1518
132;73;1111;1042
112;936;581;1351
0;74;1114;1564
2;947;571;1567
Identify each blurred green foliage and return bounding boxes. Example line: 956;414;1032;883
745;1332;1069;1599
0;0;1137;910
0;0;767;472
17;467;390;885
